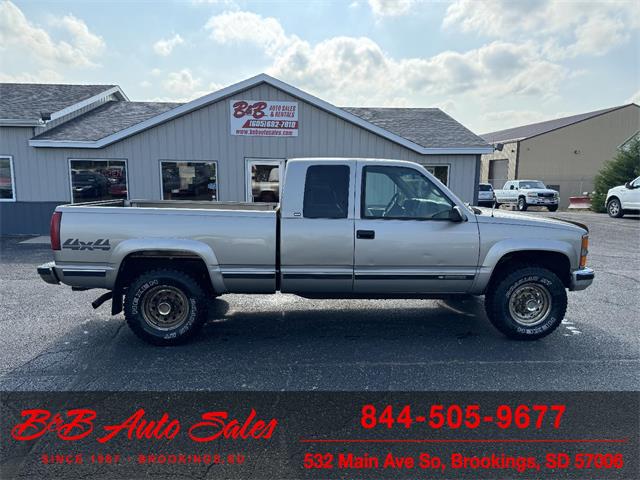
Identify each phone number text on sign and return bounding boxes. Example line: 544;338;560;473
230;100;299;137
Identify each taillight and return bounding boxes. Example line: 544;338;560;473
580;235;589;268
50;211;62;250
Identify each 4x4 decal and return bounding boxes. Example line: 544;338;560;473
62;238;111;251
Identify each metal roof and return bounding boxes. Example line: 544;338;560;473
0;83;121;123
343;107;489;149
482;104;637;144
33;101;183;142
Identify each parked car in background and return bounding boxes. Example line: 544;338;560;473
494;180;559;212
477;183;495;207
108;183;128;198
71;171;110;200
38;158;593;345
605;176;640;218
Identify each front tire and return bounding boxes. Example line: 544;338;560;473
124;269;208;345
548;205;558;212
607;198;624;218
517;197;528;211
485;266;567;340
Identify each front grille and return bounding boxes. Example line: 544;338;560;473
538;193;555;198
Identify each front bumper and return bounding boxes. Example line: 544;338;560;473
570;267;594;291
527;197;558;205
37;261;60;285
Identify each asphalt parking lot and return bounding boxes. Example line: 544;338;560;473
0;211;638;391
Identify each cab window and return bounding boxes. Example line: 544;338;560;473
361;166;453;220
303;165;350;218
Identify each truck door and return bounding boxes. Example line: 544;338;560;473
280;162;355;293
353;162;479;294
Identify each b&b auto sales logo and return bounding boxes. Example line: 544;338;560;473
11;408;277;443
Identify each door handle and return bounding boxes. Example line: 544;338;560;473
357;230;375;239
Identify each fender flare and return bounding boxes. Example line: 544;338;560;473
110;238;227;294
472;239;576;294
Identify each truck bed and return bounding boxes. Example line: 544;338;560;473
52;199;279;293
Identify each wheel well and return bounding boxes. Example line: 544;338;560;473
115;251;215;298
607;196;619;204
488;250;571;290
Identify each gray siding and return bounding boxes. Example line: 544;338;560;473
0;201;62;235
1;83;478;233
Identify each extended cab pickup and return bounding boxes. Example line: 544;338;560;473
38;158;594;344
494;180;559;212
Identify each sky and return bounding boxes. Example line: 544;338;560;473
0;0;638;133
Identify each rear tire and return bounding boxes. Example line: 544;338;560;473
485;266;566;340
124;269;208;345
517;197;528;211
607;198;624;218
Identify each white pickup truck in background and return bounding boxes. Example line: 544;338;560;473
494;180;559;212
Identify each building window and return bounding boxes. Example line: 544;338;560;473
0;156;16;201
424;165;449;186
0;156;15;201
69;159;127;203
246;159;284;203
161;161;217;201
303;165;350;218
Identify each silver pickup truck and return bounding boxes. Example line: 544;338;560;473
38;158;594;345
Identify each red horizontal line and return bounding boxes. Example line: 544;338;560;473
299;438;629;444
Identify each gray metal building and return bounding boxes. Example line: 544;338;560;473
1;74;491;234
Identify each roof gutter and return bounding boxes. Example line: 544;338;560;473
0;119;41;127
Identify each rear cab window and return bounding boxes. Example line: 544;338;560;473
303;165;350;218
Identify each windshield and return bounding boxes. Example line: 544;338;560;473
519;181;546;189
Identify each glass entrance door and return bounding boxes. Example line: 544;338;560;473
245;159;285;203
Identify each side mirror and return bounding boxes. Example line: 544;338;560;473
625;181;632;189
449;205;465;222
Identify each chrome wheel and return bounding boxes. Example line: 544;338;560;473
608;200;620;216
141;285;189;330
508;283;552;326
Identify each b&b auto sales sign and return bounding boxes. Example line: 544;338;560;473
230;99;299;137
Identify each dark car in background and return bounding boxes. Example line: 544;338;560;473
71;171;110;200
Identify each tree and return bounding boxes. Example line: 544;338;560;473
591;137;640;212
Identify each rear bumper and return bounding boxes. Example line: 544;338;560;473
37;261;60;285
570;267;594;291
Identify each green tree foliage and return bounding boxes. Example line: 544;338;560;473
591;137;640;212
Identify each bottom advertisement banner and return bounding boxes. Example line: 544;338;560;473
0;391;637;479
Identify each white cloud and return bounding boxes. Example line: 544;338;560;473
0;69;64;83
161;68;222;101
205;10;571;107
163;69;202;97
629;90;640;104
153;33;184;56
0;1;105;68
443;0;638;58
205;10;292;56
367;0;416;17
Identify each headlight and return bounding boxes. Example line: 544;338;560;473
554;192;559;198
527;192;537;197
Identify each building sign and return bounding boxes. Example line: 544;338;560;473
230;100;299;137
